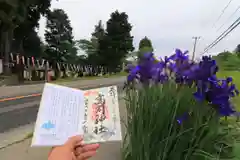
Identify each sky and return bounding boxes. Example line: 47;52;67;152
38;0;240;58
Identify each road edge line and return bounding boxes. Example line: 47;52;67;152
0;82;124;102
0;133;32;150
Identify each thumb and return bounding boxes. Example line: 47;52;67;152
65;135;83;150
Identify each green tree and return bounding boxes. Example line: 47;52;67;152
20;30;43;57
77;39;96;55
235;44;240;53
138;36;154;59
45;8;75;77
98;10;134;72
0;0;52;79
76;55;88;65
91;20;105;50
76;20;105;65
45;9;74;61
12;0;51;57
61;40;78;63
138;36;153;50
0;0;33;74
76;39;99;65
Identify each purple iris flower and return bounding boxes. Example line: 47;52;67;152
169;49;189;61
126;49;239;119
127;65;140;82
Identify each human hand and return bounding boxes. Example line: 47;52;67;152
74;141;100;160
48;135;100;160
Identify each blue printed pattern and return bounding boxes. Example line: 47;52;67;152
41;121;55;130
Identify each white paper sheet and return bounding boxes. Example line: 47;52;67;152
31;83;122;147
31;83;85;146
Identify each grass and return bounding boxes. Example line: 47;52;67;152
234;143;240;160
53;71;127;84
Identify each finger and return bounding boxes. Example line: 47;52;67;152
75;144;99;156
82;143;100;152
65;135;83;150
77;151;97;160
75;147;83;156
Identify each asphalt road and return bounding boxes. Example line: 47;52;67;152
0;76;126;98
0;83;124;133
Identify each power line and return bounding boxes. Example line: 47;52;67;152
203;16;240;54
203;24;240;55
203;17;240;54
217;4;240;32
204;16;240;52
212;0;234;28
192;36;201;61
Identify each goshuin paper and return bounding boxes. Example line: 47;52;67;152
82;86;122;144
31;83;122;146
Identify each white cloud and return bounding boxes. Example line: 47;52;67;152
38;0;240;57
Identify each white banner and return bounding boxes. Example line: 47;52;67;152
10;53;13;62
57;62;60;70
22;56;25;65
41;59;45;68
16;55;19;64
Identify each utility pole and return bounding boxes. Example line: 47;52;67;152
192;36;201;61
